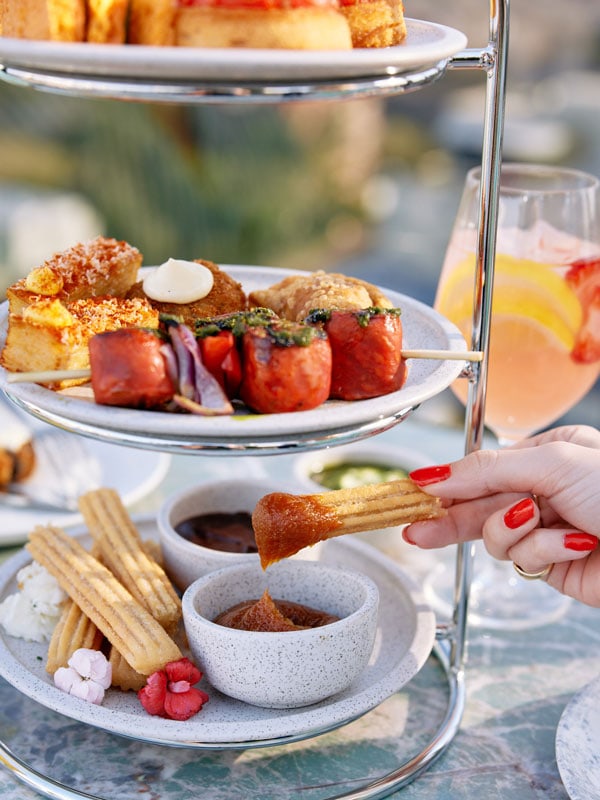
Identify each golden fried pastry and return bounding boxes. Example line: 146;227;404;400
86;0;128;42
47;0;86;40
128;0;176;45
248;271;393;322
252;479;445;568
0;295;159;389
6;236;142;316
127;259;247;327
46;598;104;674
78;488;182;635
27;525;182;676
340;0;406;48
108;647;147;692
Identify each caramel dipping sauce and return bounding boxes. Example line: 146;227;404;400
175;512;257;554
214;589;340;632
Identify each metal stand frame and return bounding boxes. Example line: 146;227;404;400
0;1;509;797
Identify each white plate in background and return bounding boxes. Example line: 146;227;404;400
0;434;170;546
0;20;467;82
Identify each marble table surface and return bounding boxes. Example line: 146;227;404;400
0;412;598;800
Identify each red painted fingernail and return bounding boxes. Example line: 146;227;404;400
409;464;451;486
503;498;535;529
402;529;417;545
564;532;599;552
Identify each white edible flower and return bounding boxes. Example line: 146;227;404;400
54;648;112;705
0;563;66;642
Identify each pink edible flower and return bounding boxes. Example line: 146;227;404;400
138;657;209;721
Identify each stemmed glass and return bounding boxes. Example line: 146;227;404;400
427;163;600;629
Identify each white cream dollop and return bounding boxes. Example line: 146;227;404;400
0;562;66;642
142;258;214;304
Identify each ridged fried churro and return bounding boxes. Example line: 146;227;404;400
46;598;104;674
27;525;182;676
109;647;146;692
252;479;446;568
78;488;181;634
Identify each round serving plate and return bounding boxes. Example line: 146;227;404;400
0;265;468;455
0;20;467;81
0;517;436;748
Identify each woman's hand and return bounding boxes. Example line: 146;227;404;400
404;425;600;606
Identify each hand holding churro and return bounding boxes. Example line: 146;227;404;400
252;479;446;568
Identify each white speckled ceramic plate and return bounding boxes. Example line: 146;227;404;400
556;675;600;800
0;517;435;747
0;266;467;449
0;20;467;82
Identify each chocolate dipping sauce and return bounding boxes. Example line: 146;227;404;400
175;512;258;554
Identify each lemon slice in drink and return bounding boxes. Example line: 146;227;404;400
437;253;582;350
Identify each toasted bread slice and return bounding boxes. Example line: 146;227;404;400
1;296;159;388
0;0;50;39
127;0;176;45
6;236;142;316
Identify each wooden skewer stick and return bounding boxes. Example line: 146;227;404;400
401;349;483;361
6;369;92;384
5;350;482;385
252;480;446;569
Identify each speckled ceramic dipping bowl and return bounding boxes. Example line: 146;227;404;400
182;560;379;709
158;478;320;591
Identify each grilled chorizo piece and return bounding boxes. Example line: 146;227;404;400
239;321;332;414
89;328;176;409
307;308;406;400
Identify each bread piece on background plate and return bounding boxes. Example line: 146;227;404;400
340;0;406;48
0;0;50;39
48;0;86;40
127;0;177;45
86;0;129;42
174;6;352;50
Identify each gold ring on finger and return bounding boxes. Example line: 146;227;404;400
513;562;553;581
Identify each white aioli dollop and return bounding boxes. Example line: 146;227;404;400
142;258;214;304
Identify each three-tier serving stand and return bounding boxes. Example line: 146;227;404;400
0;1;510;797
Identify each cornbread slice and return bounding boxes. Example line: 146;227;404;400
0;295;159;388
27;525;182;676
6;236;142;315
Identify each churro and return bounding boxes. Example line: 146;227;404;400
78;488;181;634
108;647;146;692
27;525;182;675
252;479;446;568
46;598;104;674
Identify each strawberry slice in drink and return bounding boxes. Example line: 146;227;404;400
566;257;600;363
